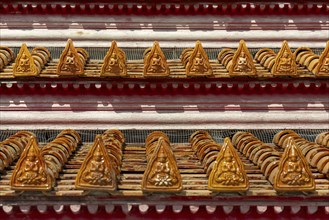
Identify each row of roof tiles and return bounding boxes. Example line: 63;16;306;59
1;129;328;196
1;40;328;79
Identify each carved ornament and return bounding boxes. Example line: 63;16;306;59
143;41;170;77
101;41;127;77
13;44;38;76
10;136;52;191
57;39;84;75
185;41;212;77
271;41;297;76
75;135;117;191
229;40;256;76
274;137;315;192
208;137;249;192
314;41;329;76
142;137;182;192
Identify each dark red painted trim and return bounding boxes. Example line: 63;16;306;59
1;80;328;96
0;3;328;15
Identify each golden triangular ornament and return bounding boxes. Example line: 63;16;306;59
13;43;38;76
143;41;170;77
208;137;249;192
11;136;52;191
186;41;213;77
142;138;182;192
314;41;329;76
229;40;256;76
274;137;315;192
75;135;117;191
57;39;84;75
271;41;297;76
101;41;127;77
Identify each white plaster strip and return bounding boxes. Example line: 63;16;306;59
0;110;328;129
0;29;328;48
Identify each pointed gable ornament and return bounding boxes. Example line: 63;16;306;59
142;137;182;192
208;137;249;192
101;41;127;77
185;41;212;77
271;41;297;76
274;137;315;192
75;135;117;191
57;39;84;76
229;40;256;76
11;136;52;191
143;41;170;77
13;43;38;77
314;41;329;76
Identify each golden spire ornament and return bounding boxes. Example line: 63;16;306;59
101;41;127;77
75;135;117;191
274;137;315;192
208;137;249;192
11;136;52;191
